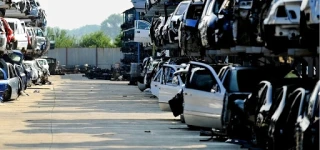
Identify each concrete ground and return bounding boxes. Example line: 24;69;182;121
0;74;244;150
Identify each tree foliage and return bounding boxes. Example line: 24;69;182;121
100;14;123;40
79;31;113;48
46;13;124;48
47;27;76;48
113;33;123;47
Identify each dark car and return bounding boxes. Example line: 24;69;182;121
14;64;27;91
179;0;205;55
198;0;223;49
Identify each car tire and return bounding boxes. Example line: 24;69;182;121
17;82;21;96
3;86;11;101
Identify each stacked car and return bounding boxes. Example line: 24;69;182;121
146;0;319;56
0;0;53;102
133;54;319;149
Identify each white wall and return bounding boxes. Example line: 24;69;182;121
47;48;123;69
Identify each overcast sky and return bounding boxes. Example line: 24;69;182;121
39;0;133;30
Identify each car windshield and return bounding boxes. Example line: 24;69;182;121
224;69;271;92
0;70;4;80
175;3;188;15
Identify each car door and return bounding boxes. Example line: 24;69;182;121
14;64;26;88
16;21;28;49
7;64;18;98
134;20;151;43
150;69;162;97
183;61;226;129
0;58;8;75
158;66;182;110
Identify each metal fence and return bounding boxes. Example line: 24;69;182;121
46;48;124;69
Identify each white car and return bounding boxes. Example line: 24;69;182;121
263;0;302;50
23;60;43;84
36;58;50;76
5;18;28;50
35;58;49;70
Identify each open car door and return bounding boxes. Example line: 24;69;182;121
150;69;162;97
134;20;151;43
158;66;183;111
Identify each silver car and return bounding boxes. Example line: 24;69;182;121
0;60;20;101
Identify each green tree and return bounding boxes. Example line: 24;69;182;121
100;14;123;40
112;33;123;47
79;31;112;48
46;27;76;48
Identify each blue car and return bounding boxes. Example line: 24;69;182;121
0;68;6;102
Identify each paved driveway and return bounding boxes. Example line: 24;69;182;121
0;74;243;150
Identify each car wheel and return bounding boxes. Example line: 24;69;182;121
17;82;21;96
3;86;11;101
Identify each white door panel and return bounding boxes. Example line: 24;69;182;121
150;81;160;97
150;69;162;97
159;84;181;104
134;20;151;43
183;61;226;129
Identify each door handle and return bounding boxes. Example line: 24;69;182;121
155;85;157;87
184;93;187;95
137;31;140;33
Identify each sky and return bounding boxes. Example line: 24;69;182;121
39;0;134;30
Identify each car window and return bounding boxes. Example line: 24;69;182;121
224;69;270;92
37;60;44;65
186;5;204;19
163;67;176;85
175;3;188;15
186;65;217;92
137;21;150;30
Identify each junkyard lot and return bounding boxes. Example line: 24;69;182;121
0;74;242;150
